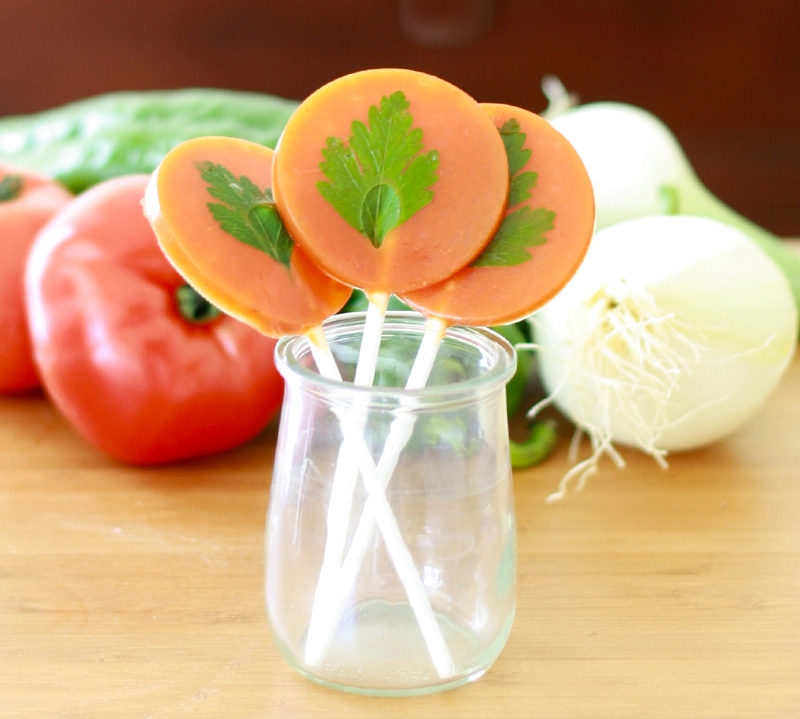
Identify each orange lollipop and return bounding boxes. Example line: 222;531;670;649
143;135;351;372
401;103;595;327
273;68;509;297
272;68;509;397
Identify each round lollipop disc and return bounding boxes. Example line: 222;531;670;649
401;104;595;326
145;136;351;338
272;68;509;295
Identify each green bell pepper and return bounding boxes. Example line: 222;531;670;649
0;88;299;193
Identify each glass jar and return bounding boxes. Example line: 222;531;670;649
265;312;517;696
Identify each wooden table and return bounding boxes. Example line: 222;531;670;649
2;355;799;718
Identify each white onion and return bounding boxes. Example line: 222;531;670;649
544;95;800;316
530;215;797;500
548;101;692;230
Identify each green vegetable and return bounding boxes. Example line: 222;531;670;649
340;289;411;314
0;174;23;202
509;421;558;469
174;284;221;325
491;322;532;418
317;90;440;248
472;118;555;268
0;89;298;193
197;162;293;268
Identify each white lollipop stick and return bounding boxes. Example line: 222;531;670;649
334;415;454;678
305;316;449;669
305;324;343;381
305;294;387;650
304;316;455;679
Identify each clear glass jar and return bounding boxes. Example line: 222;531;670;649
265;312;517;696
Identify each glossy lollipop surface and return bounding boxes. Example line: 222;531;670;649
145;136;351;338
401;104;595;326
272;68;509;295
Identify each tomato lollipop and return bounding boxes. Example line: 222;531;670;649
274;68;509;295
391;104;595;393
273;69;510;675
402;103;595;323
308;104;596;663
273;68;509;384
143;135;351;374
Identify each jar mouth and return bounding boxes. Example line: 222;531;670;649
275;311;516;406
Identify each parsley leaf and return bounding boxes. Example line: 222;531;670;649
473;206;555;267
472;118;555;268
508;170;538;208
317;91;440;249
499;118;538;207
0;174;23;203
197;161;293;268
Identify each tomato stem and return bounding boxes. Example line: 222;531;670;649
175;284;221;324
0;174;23;202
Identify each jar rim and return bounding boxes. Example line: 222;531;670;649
275;311;516;404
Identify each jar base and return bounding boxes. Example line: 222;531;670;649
295;661;488;697
274;598;513;696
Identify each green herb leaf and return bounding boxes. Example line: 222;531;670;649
197;161;293;268
499;118;530;175
317;91;439;249
499;118;538;206
473;206;555;267
472;118;555;268
508;170;538;207
0;174;23;202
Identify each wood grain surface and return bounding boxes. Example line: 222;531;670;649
1;349;799;718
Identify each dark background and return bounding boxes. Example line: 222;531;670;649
1;0;798;235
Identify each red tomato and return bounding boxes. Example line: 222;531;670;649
25;174;284;464
0;162;72;392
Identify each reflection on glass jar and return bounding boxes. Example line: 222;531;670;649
265;312;516;696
